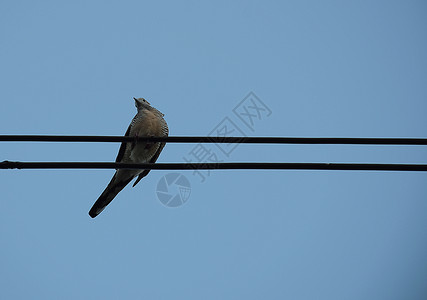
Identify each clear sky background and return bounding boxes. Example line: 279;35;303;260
1;1;426;299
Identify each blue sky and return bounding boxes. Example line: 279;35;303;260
1;1;426;299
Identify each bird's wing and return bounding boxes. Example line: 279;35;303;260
115;124;131;163
132;142;166;187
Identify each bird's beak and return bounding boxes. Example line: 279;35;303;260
133;97;137;101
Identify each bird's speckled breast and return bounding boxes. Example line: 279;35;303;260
124;109;168;163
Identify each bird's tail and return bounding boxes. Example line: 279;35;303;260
89;173;133;218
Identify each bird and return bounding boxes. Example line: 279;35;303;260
89;97;168;218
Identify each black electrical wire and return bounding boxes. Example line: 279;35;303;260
1;161;427;172
0;135;427;145
1;135;426;172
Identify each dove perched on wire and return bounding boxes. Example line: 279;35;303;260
89;97;168;218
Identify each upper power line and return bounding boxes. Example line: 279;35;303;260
1;135;427;145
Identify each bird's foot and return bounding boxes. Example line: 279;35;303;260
144;134;155;149
131;133;139;150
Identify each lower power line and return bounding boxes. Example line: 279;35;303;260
1;161;426;172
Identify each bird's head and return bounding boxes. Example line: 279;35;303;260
133;97;151;110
